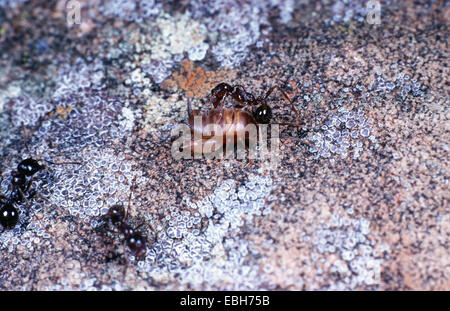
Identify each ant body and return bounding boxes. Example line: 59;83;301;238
10;158;44;202
208;82;301;124
0;128;81;232
98;177;148;262
182;82;310;155
0;196;19;230
100;204;147;260
0;158;43;231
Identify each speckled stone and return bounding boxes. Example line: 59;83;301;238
0;0;448;290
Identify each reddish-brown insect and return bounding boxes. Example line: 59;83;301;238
180;83;309;155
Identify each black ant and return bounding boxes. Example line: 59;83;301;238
0;159;42;231
0;126;81;232
98;176;151;263
101;205;147;260
0;195;19;230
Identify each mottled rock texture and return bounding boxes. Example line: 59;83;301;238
0;0;448;290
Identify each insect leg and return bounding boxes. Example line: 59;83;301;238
264;86;301;119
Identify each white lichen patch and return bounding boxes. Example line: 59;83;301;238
119;106;135;132
51;147;142;220
327;0;370;24
152;13;209;59
52;59;105;101
0;147;143;255
0;0;28;9
9;96;54;127
143;93;187;133
100;0;161;22
189;0;296;68
309;107;376;161
0;84;21;113
136;175;276;290
117;0;300;87
136;12;209;83
41;175;277;290
310;214;385;289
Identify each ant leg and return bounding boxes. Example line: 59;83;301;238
278;121;306;127
21;122;33;155
17;187;32;207
210;83;233;109
214;94;228;121
187;98;193;125
122;247;130;282
30;211;47;231
23;173;36;195
44;160;82;166
277;121;309;131
35;193;64;213
21;174;47;208
23;122;82;167
264;86;301;119
101;226;120;238
150;225;161;243
187;99;205;129
30;193;68;232
212;93;230;110
280;135;312;146
0;193;8;202
123;175;138;222
134;222;146;231
17;188;47;230
100;226;127;277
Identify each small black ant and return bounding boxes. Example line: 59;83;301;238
0;126;81;232
0;195;19;230
101;204;147;260
9;158;44;203
98;176;151;262
0;159;41;231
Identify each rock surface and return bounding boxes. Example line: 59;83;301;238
0;0;448;290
